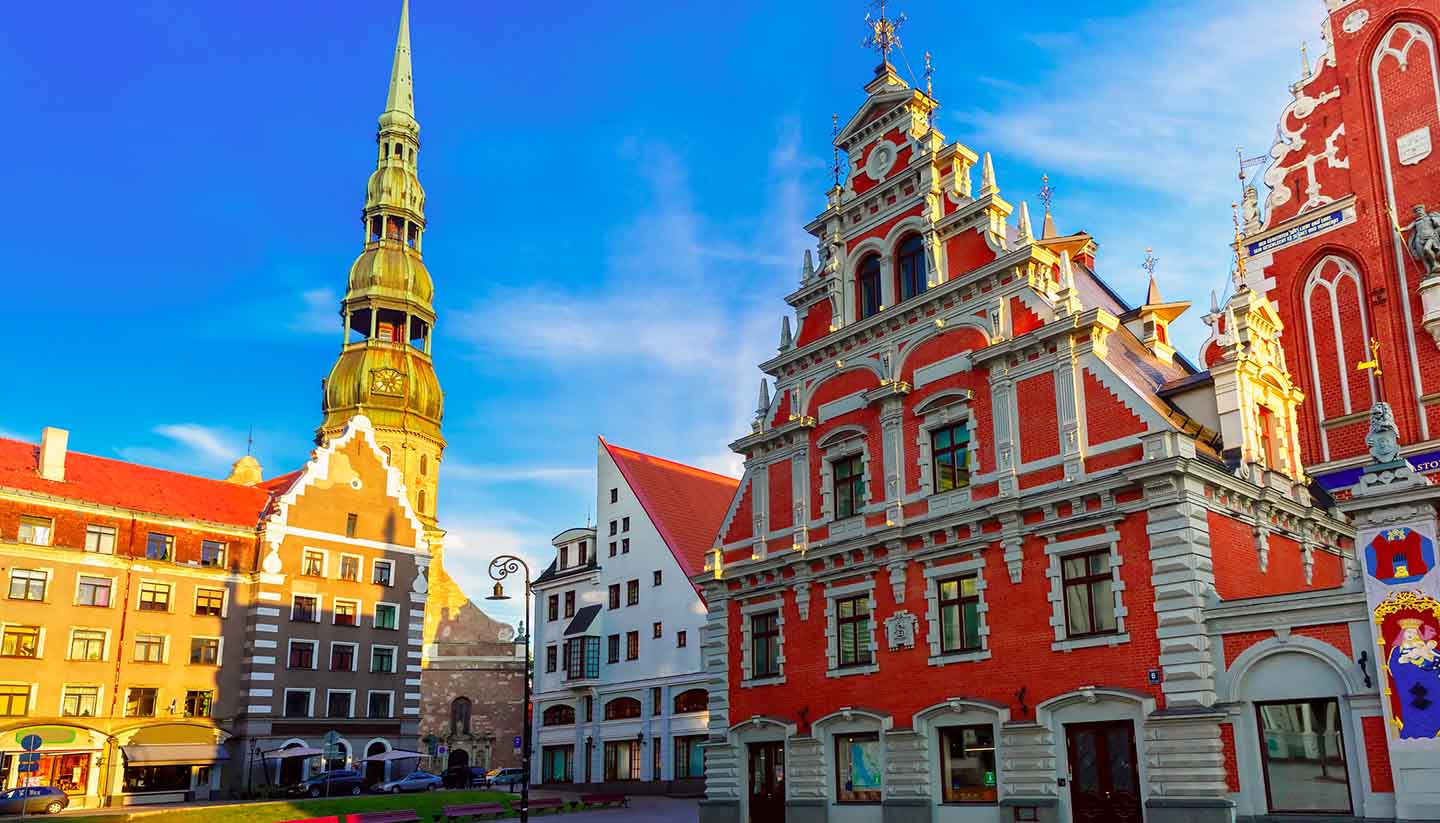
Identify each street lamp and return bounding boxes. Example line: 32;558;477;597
485;555;532;823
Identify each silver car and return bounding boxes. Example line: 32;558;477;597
374;771;443;793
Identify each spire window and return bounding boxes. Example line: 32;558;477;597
386;216;404;242
897;234;927;301
858;255;883;320
370;216;383;243
348;309;373;343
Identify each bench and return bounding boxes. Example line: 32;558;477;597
521;797;565;814
434;803;508;821
579;793;629;808
347;812;420;823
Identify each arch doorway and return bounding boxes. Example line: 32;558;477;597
448;748;469;769
279;743;306;786
365;741;389;786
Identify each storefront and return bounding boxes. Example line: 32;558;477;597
112;724;228;805
0;725;105;809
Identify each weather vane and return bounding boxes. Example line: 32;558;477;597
832;113;841;188
923;51;934;98
1231;201;1249;284
863;0;905;67
1142;248;1159;278
1356;338;1382;378
1039;174;1055;214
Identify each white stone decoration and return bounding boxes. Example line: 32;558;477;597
864;140;899;182
497;625;516;643
1399;126;1433;166
1342;8;1369;34
885;611;918;650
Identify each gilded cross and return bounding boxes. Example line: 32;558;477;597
863;0;905;67
1356;338;1382;378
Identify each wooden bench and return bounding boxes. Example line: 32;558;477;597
521;797;565;814
434;803;507;821
579;793;629;808
347;812;420;823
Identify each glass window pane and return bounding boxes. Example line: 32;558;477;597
939;725;997;803
940;604;960;652
1089;552;1111;575
1065;584;1092;635
939;580;957;600
962;601;981;650
1258;699;1351;813
835;733;882;803
1063;556;1087;579
1091;579;1116;632
933;429;951;450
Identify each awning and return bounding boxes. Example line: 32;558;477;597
122;744;230;766
264;746;324;759
359;749;425;762
564;604;601;636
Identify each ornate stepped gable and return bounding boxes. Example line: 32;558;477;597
1200;0;1440;490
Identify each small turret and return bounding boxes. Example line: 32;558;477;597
225;455;263;487
980;152;997;197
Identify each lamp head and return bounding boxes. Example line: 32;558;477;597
485;582;509;601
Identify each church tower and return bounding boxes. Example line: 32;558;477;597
319;0;445;531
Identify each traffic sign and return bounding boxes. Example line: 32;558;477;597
18;752;40;763
19;734;42;752
513;735;522;749
17;763;37;773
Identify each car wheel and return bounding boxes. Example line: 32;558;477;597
350;786;362;796
45;802;64;815
309;787;321;798
390;786;400;794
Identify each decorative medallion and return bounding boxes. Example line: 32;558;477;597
1373;591;1440;741
1365;526;1435;585
884;610;918;650
865;140;898;182
1342;8;1369;34
1398;127;1433;166
370;367;406;396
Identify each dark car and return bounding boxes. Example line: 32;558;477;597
441;766;489;789
285;769;367;798
0;786;69;815
483;768;526;791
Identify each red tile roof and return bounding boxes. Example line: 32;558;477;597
601;437;739;581
0;436;273;528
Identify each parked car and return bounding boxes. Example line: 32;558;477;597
441;766;489;789
374;771;443;793
483;767;526;790
285;769;367;798
0;786;69;815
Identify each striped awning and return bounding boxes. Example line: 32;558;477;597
122;744;230;765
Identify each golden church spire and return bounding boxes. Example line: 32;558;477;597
319;0;445;527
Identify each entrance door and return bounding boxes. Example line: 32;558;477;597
747;742;784;823
1065;721;1143;823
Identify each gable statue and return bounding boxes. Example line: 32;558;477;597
1367;402;1402;464
1410;205;1440;277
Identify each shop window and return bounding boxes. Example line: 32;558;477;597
123;765;191;793
939;725;998;803
603;740;640;781
834;732;881;803
675;735;706;779
542;746;574;783
1256;698;1352;814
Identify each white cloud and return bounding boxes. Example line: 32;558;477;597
153;423;238;463
438;513;559;631
442;461;592;489
289;287;339;335
116;423;262;477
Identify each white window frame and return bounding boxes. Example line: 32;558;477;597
301;547;329;578
199;539;228;568
824;578;879;678
17;516;54;547
2;623;46;660
286;638;319;670
290;593;324;623
136;578;174;613
74;573;117;608
58;683;103;718
67;627;109;662
373;601;401;631
739;597;786;687
0;682;36;716
332;597;363;627
84;524;117;554
923;557;992;665
817;426;872;530
189;635;224;667
366;690;395;719
338;552;364;582
914;390;979;507
371;558;395;587
123;685;162;718
329;641;359;673
193;585;229;618
1045;524;1130;651
370;644;399;674
326;688;357;719
132;632;169;664
7;568;51;602
282;687;316;718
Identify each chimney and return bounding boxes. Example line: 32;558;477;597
39;427;68;482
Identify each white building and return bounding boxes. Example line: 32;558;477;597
530;438;737;793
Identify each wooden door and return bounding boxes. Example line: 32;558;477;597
1066;721;1143;823
747;742;785;823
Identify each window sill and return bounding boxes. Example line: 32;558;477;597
927;649;991;667
826;663;879;679
741;675;785;689
1051;632;1128;652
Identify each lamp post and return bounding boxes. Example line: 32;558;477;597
485;555;532;823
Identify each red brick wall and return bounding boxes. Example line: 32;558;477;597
1219;722;1241;793
1222;622;1351;668
1010;297;1043;336
1016;372;1060;463
722;481;753;545
796;299;833;348
1083;370;1146;447
1361;714;1394;793
0;498;258;570
944;229;998;277
768;461;793;532
1210;511;1263;600
728;511;1162;729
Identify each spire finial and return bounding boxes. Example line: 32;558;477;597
863;0;905;68
1231;202;1249;289
385;0;415;117
923;51;934;99
756;378;772;417
1300;40;1311;81
980;152;997;196
246;425;254;457
831;113;841;189
1038;174;1054;213
1142;248;1162;305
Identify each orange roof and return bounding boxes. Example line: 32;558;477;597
0;436;273;528
601;437;739;580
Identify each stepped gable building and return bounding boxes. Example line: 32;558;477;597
311;0;523;776
529;438;736;794
691;16;1411;823
1200;0;1440;498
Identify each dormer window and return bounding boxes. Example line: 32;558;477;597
858;255;882;320
897;234;926;301
560;546;569;570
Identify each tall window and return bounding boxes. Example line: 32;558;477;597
134;633;165;662
608;584;621;610
72;630;108;661
896;234;927;301
607;634;620;664
85;524;117;554
451;696;472;735
0;684;29;716
939;725;998;803
564;591;575;618
191;637;220;665
145;532;174;561
17;516;53;546
339;555;360;581
1257;699;1351;814
604;740;640;781
545;645;557;672
62;686;99;717
751;611;781;678
627;580;640;606
1;626;40;658
565;636;600;680
858;255;883;319
835;732;881;803
931;423;971;492
125;687;158;717
1062;550;1117;637
199;541;226;568
77;576;112;607
675;735;706;779
833;455;865;520
938;575;981;653
542;746;574;783
626;631;639;661
184;690;213;718
8;569;46;601
836;595;872;667
548;595;559;622
559;546;569;570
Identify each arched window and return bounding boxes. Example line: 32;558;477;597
450;696;472;735
418;489;427;515
858;255;882;319
896;234;926;301
543;704;576;726
673;689;708;714
380;446;392;462
420;455;428;476
603;697;642;720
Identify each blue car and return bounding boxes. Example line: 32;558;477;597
374;771;443;793
0;786;69;815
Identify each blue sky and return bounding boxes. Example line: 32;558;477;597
1;0;1322;621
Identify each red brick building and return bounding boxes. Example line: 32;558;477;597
692;4;1436;822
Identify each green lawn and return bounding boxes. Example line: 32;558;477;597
57;790;531;823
